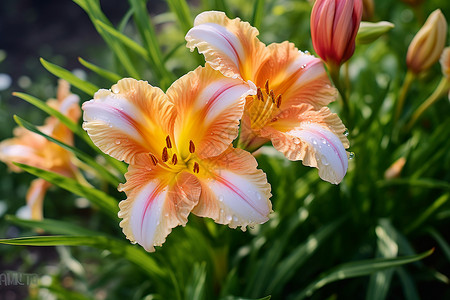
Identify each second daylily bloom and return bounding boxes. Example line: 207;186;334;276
82;65;272;252
185;11;350;184
0;80;81;220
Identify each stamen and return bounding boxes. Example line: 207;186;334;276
162;147;169;162
165;135;172;149
149;154;158;166
276;94;282;108
257;87;263;101
172;154;178;165
264;79;269;94
189;140;195;153
193;162;200;173
270;90;275;103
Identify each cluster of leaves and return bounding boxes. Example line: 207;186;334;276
0;0;449;299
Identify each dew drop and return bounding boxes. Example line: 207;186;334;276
233;216;238;222
349;152;355;160
293;138;300;144
312;139;318;145
115;139;121;145
226;215;232;222
165;213;169;217
304;50;310;55
218;195;224;202
220;209;224;215
321;138;327;144
321;157;329;166
301;64;307;69
343;129;349;136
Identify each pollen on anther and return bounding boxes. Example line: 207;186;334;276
276;94;282;108
264;79;269;94
165;135;172;148
189;140;195;153
257;87;263;101
270;90;275;102
162;147;169;162
193;162;200;173
172;153;178;165
149;154;158;166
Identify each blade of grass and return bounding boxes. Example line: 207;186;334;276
427;227;450;262
78;57;122;83
5;215;102;236
405;193;449;234
377;178;450;191
251;0;265;29
396;267;420;300
165;0;192;33
14;163;119;220
295;249;434;300
14;115;120;186
40;58;99;96
185;262;207;300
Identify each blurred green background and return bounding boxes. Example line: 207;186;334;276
0;0;449;299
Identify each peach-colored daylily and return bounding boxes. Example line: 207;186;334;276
0;80;81;220
82;65;272;252
185;11;350;184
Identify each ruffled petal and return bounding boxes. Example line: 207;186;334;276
118;159;201;252
186;11;267;81
167;65;255;159
256;42;337;109
192;147;272;229
26;179;51;220
82;78;175;164
261;105;349;184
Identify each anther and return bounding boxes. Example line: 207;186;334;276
189;140;195;153
149;154;158;166
162;147;169;162
165;135;172;149
270;90;275;102
276;94;282;108
264;79;270;94
193;162;200;173
257;87;263;101
172;154;178;165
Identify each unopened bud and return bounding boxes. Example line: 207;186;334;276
440;47;450;79
406;9;447;74
356;21;394;44
384;157;406;179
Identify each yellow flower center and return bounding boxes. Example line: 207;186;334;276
150;136;201;175
247;80;283;130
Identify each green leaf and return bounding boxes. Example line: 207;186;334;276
14;115;120;186
14;163;119;221
295;249;434;300
40;58;99;96
185;262;207;300
78;57;122;83
377;178;450;191
405;193;449;234
5;215;101;236
397;267;420;300
165;0;193;33
0;235;166;278
427;228;450;262
356;21;395;45
251;0;265;29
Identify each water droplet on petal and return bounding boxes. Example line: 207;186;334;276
233;216;238;222
343;129;349;136
115;139;121;145
293;138;300;145
218;196;224;202
312;139;318;145
321;138;327;144
321;157;329;166
349;152;355;160
226;215;232;222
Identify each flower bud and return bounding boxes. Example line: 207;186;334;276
311;0;363;67
406;9;447;74
356;21;394;44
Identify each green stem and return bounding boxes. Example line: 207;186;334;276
405;78;450;131
329;64;351;126
394;71;415;125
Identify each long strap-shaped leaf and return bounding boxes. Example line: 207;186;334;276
14;115;121;186
294;249;434;300
78;57;122;83
0;235;166;278
14;163;119;220
165;0;192;33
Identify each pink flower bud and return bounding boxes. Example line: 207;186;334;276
310;0;363;67
406;9;447;74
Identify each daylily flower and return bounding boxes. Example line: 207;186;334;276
82;65;272;252
0;80;81;220
185;11;350;184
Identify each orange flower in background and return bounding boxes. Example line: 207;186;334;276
310;0;363;67
82;65;272;252
186;11;350;184
0;80;81;220
406;9;447;74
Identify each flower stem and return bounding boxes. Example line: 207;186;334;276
329;64;351;126
405;78;450;131
394;71;415;126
